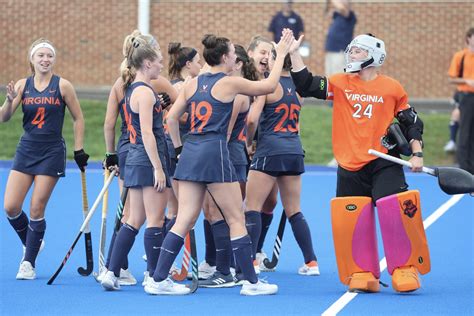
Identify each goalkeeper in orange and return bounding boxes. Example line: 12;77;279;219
289;33;430;293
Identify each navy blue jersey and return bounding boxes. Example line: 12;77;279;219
21;75;66;141
254;76;304;157
229;109;249;166
124;82;168;167
186;73;233;137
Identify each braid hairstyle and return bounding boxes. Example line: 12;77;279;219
234;44;259;81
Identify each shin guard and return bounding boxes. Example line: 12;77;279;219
376;190;430;275
331;197;380;285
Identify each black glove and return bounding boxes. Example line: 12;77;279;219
174;146;183;162
159;92;172;110
74;149;89;172
105;152;119;169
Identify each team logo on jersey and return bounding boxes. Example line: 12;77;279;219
286;88;293;96
345;92;384;103
199;85;208;93
403;199;417;218
24;90;30;94
49;89;56;93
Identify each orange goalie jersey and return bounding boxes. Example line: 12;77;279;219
327;73;410;171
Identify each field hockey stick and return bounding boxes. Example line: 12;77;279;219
114;187;129;233
263;209;287;270
97;170;110;274
171;233;191;281
368;149;474;195
47;170;116;285
77;171;93;276
187;228;199;293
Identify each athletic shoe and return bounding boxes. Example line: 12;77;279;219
21;240;45;262
327;157;338;167
144;277;191;295
101;271;120;291
392;266;421;293
197;261;216;280
142;254;147;262
169;262;180;276
240;279;278;296
233;273;246;286
298;261;320;276
94;268;107;283
256;252;271;271
253;259;261;275
443;140;456;152
119;268;137;286
348;272;379;293
199;271;235;288
16;261;36;280
142;271;150;287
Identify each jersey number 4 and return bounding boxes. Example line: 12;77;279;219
32;107;45;129
352;103;373;119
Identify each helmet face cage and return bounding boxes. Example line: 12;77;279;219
344;35;386;73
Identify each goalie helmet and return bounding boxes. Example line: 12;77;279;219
344;34;386;73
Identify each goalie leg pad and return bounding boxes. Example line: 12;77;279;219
331;196;380;285
376;190;430;275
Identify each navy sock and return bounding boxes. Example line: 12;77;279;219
449;121;459;142
204;219;216;266
7;210;29;246
289;212;317;263
24;218;46;267
164;217;176;236
109;224;138;277
245;211;261;258
231;235;258;283
153;232;184;282
257;212;273;253
105;228;119;269
212;220;231;275
144;227;164;276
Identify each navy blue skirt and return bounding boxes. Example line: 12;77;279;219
12;137;66;177
117;139;130;180
174;135;236;183
250;154;305;177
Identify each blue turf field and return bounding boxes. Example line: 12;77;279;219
0;163;472;315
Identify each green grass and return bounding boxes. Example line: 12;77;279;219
0;95;455;166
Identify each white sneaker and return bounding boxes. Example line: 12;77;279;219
256;252;272;272
240;279;278;296
327;157;338;167
21;240;45;262
144;277;191;295
443;140;456;152
94;268;107;283
101;271;120;291
197;261;216;280
119;268;137;286
253;260;261;275
16;261;36;280
142;254;147;262
142;271;150;287
169;262;180;275
298;261;320;276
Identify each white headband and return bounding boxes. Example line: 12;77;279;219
30;42;56;59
